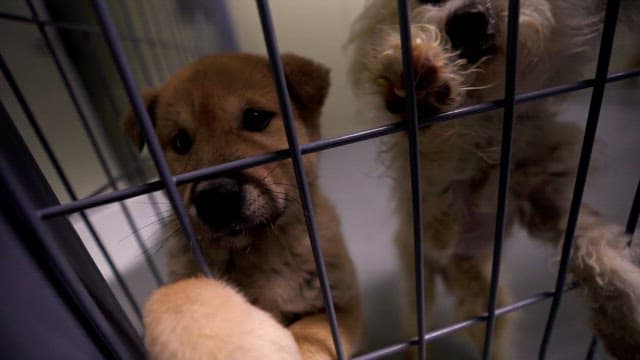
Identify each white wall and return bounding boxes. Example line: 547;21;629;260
226;0;368;137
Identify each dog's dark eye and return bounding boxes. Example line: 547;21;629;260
242;108;275;132
170;129;193;155
417;0;445;4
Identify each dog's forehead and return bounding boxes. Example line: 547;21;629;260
177;54;274;93
154;54;283;131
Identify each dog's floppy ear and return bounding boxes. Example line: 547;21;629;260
121;89;160;151
281;53;330;124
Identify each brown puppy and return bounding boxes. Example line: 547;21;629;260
122;53;362;359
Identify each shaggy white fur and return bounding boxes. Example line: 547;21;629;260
347;0;639;358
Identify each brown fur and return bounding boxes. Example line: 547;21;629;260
123;53;362;359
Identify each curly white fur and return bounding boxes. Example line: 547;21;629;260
347;0;639;358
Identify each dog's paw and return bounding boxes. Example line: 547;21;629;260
373;26;464;115
144;277;301;360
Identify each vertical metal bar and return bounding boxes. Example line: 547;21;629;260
92;54;167;285
24;0;115;193
181;1;204;60
538;0;621;357
91;0;213;278
124;0;170;80
158;0;188;68
210;0;239;53
482;0;519;359
396;1;426;358
254;1;344;358
142;0;180;73
0;52;143;321
89;29;171;234
585;336;598;359
26;1;164;286
112;0;159;86
118;201;164;285
625;177;640;238
167;1;193;65
0;102;145;358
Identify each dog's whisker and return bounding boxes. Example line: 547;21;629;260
118;214;177;244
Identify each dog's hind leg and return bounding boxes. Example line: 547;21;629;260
568;208;640;358
395;216;438;339
512;121;640;357
440;254;512;360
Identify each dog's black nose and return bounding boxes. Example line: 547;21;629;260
193;177;243;229
445;4;496;63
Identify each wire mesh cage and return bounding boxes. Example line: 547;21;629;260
1;0;639;359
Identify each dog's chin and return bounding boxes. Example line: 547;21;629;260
200;212;282;249
201;223;259;248
212;231;254;249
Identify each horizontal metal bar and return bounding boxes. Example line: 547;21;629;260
88;174;127;198
353;286;575;360
0;11;96;31
36;68;640;220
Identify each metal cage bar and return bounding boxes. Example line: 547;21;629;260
482;0;519;358
626;177;640;237
255;1;344;358
24;0;164;288
113;0;160;86
353;285;577;360
0;102;146;359
34;67;640;221
89;14;169;288
90;0;213;278
0;12;203;65
130;0;171;80
158;0;189;66
1;0;638;358
396;1;427;358
538;0;622;357
138;0;174;77
0;52;143;321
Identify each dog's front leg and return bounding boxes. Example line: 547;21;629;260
288;309;362;360
143;277;301;360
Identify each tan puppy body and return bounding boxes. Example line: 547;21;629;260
124;53;362;359
165;189;362;343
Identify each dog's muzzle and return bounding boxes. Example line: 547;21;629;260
192;177;244;231
445;2;497;63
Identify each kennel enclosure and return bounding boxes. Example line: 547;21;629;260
1;0;639;359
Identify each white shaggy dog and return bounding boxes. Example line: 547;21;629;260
347;0;639;358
